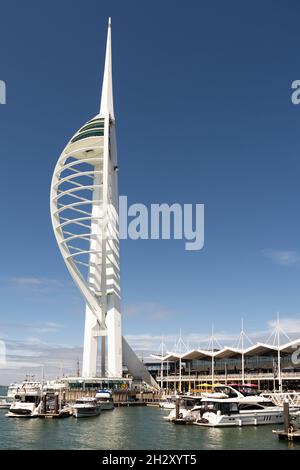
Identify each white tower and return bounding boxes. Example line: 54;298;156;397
50;18;122;378
51;20;158;388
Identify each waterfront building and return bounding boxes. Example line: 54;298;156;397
151;338;300;392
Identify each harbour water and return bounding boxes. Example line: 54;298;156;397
0;405;298;450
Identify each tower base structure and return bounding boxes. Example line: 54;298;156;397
82;330;158;388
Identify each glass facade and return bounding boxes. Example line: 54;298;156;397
71;130;104;143
70;118;106;143
79;122;105;133
67;379;132;391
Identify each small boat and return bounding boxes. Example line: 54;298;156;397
95;390;114;410
6;398;41;418
6;387;41;418
72;397;101;418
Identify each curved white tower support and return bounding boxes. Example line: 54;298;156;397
50;19;122;378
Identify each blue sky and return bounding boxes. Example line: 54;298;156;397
1;0;300;382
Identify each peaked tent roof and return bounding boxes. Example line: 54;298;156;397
150;339;300;362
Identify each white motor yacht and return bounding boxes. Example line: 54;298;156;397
72;397;101;418
6;378;42;418
167;385;284;426
190;396;284;427
95;390;114;410
7;379;41;399
6;393;41;418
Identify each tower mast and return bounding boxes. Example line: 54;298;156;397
82;17;122;378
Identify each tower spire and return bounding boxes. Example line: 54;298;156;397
99;18;115;120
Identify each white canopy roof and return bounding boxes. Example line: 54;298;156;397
151;338;300;362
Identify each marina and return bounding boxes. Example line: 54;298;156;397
0;403;299;450
1;380;300;450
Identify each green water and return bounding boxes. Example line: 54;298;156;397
0;407;298;450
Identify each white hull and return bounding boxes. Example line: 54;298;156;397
6;412;38;418
159;402;175;410
193;409;284;427
6;402;39;418
73;406;101;418
167;387;286;427
72;398;101;418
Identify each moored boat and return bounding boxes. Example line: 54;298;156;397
7;379;41;399
6;397;41;418
72;397;101;418
190;396;284;427
6;380;42;418
95;390;114;410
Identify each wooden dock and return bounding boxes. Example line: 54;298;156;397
114;401;147;407
273;401;300;442
65;390;162;406
273;429;300;442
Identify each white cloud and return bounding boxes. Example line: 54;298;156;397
0;277;69;296
125;331;242;358
6;348;42;357
10;277;64;287
30;322;64;334
12;277;44;285
0;337;82;384
2;316;300;384
125;316;300;358
1;360;44;370
0;322;64;335
262;249;300;266
268;318;300;335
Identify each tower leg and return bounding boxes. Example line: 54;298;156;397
106;295;122;377
82;305;98;377
101;336;106;377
